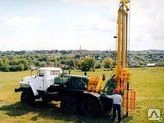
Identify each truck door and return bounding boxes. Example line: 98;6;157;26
43;70;61;90
35;70;45;91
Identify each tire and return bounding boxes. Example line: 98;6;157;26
61;96;77;114
80;97;100;117
21;90;35;106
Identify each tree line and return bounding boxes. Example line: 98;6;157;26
0;50;163;72
0;55;114;72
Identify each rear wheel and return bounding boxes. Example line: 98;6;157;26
80;97;100;117
21;90;35;105
61;96;77;114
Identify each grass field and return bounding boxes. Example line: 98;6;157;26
0;67;164;123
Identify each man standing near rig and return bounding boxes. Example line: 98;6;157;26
108;88;122;122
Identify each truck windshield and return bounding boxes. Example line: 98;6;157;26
38;70;44;77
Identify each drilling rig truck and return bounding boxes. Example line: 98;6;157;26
15;0;135;117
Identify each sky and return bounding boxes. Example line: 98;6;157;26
0;0;164;51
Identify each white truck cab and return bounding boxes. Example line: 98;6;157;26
18;67;63;96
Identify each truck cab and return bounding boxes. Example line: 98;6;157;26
15;67;63;104
35;67;63;92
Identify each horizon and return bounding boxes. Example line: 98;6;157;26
0;0;164;51
0;49;164;52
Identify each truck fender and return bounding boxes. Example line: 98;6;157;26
29;82;38;96
83;91;101;99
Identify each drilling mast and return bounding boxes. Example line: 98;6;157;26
115;0;130;91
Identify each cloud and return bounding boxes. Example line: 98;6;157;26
128;0;164;50
59;0;117;7
60;0;118;33
0;16;39;27
69;0;164;50
0;0;164;51
74;13;115;32
0;16;41;51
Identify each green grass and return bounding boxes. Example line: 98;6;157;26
0;67;164;123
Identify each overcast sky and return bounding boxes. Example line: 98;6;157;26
0;0;164;51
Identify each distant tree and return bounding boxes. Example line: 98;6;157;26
1;65;9;72
75;54;81;59
60;58;75;69
8;65;17;71
0;58;3;68
47;62;54;67
10;64;24;71
40;61;47;67
1;58;9;72
139;60;145;66
33;60;46;67
33;60;40;67
54;58;60;67
18;59;29;70
94;60;101;69
157;62;164;67
3;57;9;65
103;57;114;69
79;57;95;71
66;59;75;69
60;50;69;54
74;59;79;69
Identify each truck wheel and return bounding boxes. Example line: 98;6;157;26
61;97;76;114
80;98;99;117
21;91;35;106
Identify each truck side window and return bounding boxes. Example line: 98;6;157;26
50;70;60;75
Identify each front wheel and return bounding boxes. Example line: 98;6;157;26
21;91;35;105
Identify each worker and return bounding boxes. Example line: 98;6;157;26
102;74;106;81
68;69;71;74
84;71;87;76
107;88;122;122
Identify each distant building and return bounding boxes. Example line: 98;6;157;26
79;45;81;51
98;57;102;60
147;63;156;67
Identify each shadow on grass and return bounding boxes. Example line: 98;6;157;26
0;101;114;123
122;115;133;123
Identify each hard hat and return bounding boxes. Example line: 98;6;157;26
114;88;119;94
